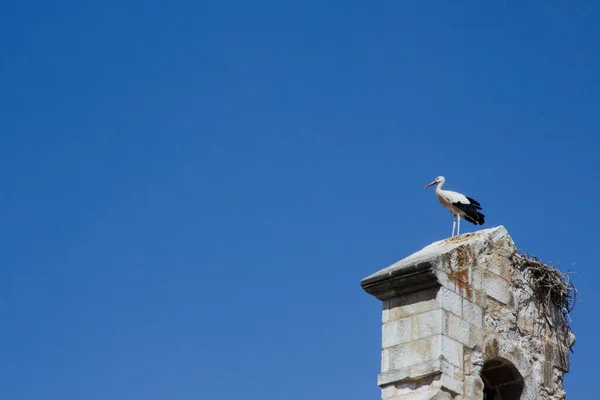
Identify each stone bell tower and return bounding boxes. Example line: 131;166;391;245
360;226;575;400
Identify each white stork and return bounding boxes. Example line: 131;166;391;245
424;176;485;237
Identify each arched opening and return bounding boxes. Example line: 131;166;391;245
481;358;524;400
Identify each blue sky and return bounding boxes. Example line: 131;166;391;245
1;1;598;399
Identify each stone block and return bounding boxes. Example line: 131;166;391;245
412;309;443;339
408;360;442;379
382;384;396;399
385;388;450;400
382;349;390;372
543;362;555;391
483;253;512;280
386;287;440;320
470;266;484;290
545;342;571;372
390;336;441;370
507;287;516;309
440;359;455;377
435;270;457;293
444;311;471;346
441;335;463;369
462;299;483;328
381;374;453;399
517;301;537;334
469;324;484;348
500;306;517;327
482;272;510;305
378;359;442;387
441;373;463;395
470;288;488;309
437;287;462;318
383;317;412;348
430;390;453;400
464;375;484;399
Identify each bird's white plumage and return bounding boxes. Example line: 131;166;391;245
438;190;470;205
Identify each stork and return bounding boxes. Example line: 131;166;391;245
424;176;485;237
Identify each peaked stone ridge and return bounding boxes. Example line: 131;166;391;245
361;226;509;301
360;226;573;400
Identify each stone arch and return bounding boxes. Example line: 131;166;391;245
481;358;524;399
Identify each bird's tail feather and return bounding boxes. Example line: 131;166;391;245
463;210;485;225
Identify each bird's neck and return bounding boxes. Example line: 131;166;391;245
436;181;445;194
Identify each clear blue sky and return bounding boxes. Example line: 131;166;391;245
1;1;598;399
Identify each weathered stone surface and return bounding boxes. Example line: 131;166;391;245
383;317;412;348
440;336;463;369
482;271;510;305
382;384;396;399
483;253;512;280
469;266;483;291
464;375;484;399
440;373;463;395
382;349;390;372
378;359;442;386
462;299;483;328
362;226;574;399
430;390;453;400
387;388;451;400
413;309;444;339
436;287;462;318
380;374;455;400
385;287;439;321
389;336;440;370
444;312;471;346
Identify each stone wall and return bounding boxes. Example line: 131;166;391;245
361;226;575;400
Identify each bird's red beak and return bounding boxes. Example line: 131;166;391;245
424;181;436;189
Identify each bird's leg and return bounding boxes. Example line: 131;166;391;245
452;215;456;237
457;215;461;236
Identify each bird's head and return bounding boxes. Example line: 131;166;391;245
424;176;445;189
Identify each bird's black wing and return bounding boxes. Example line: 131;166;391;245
465;196;482;209
452;200;485;225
